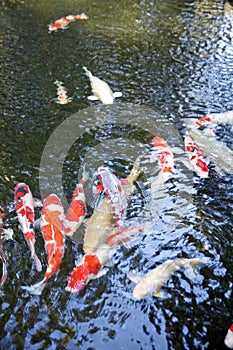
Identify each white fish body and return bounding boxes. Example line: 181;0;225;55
128;257;203;299
224;324;233;349
83;66;122;104
188;127;233;175
83;159;141;253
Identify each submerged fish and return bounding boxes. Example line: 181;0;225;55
22;194;66;295
184;131;209;178
66;242;115;293
195;111;233;128
64;171;87;237
188;127;233;175
150;136;174;189
224;324;233;349
83;66;122;104
96;166;127;227
83;159;141;254
54;80;72;105
48;13;88;32
127;257;204;299
14;183;42;272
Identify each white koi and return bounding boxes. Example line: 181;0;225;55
128;257;204;299
83;66;122;104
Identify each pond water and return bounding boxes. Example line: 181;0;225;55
1;0;233;349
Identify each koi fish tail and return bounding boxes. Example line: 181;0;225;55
28;239;42;272
0;246;7;286
21;277;47;296
0;261;7;286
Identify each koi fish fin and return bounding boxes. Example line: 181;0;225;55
152;290;166;298
93;268;109;279
21;278;47;295
0;261;7;286
87;95;99;101
127;271;143;284
34;218;41;229
83;66;92;78
2;228;14;240
113;92;122;98
28;239;42;272
80;13;89;20
33;198;43;207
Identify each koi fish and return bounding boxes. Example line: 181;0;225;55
188;127;233;175
224;324;233;349
66;242;116;293
83;66;122;105
127;257;204;299
14;183;42;272
48;13;88;32
150;136;174;189
184;131;209;178
96;166;127;227
195;111;233;127
64;171;87;236
22;194;66;295
83;159;141;254
54;80;72;105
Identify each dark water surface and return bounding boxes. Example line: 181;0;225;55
1;0;233;349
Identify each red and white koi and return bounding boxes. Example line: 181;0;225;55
224;324;233;349
96;167;127;228
64;172;87;236
150;136;174;189
184;131;209;178
195;110;233;128
83;66;122;105
22;194;66;295
14;183;42;272
48;13;88;33
54;80;72;105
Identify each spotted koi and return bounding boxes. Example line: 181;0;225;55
14;183;42;272
48;13;88;32
184;131;209;178
96;166;127;228
64;171;87;236
22;194;66;295
54;80;72;105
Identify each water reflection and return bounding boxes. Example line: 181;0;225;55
1;0;233;349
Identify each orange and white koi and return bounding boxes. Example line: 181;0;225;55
64;172;87;236
195;111;233;128
22;194;66;295
54;80;72;105
14;183;42;272
184;131;209;178
224;324;233;349
96;166;127;228
83;66;122;105
67;222;146;293
48;13;88;33
150;136;174;189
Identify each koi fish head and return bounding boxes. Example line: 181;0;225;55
66;264;89;293
42;194;65;231
66;254;102;293
152;136;167;149
14;183;30;201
